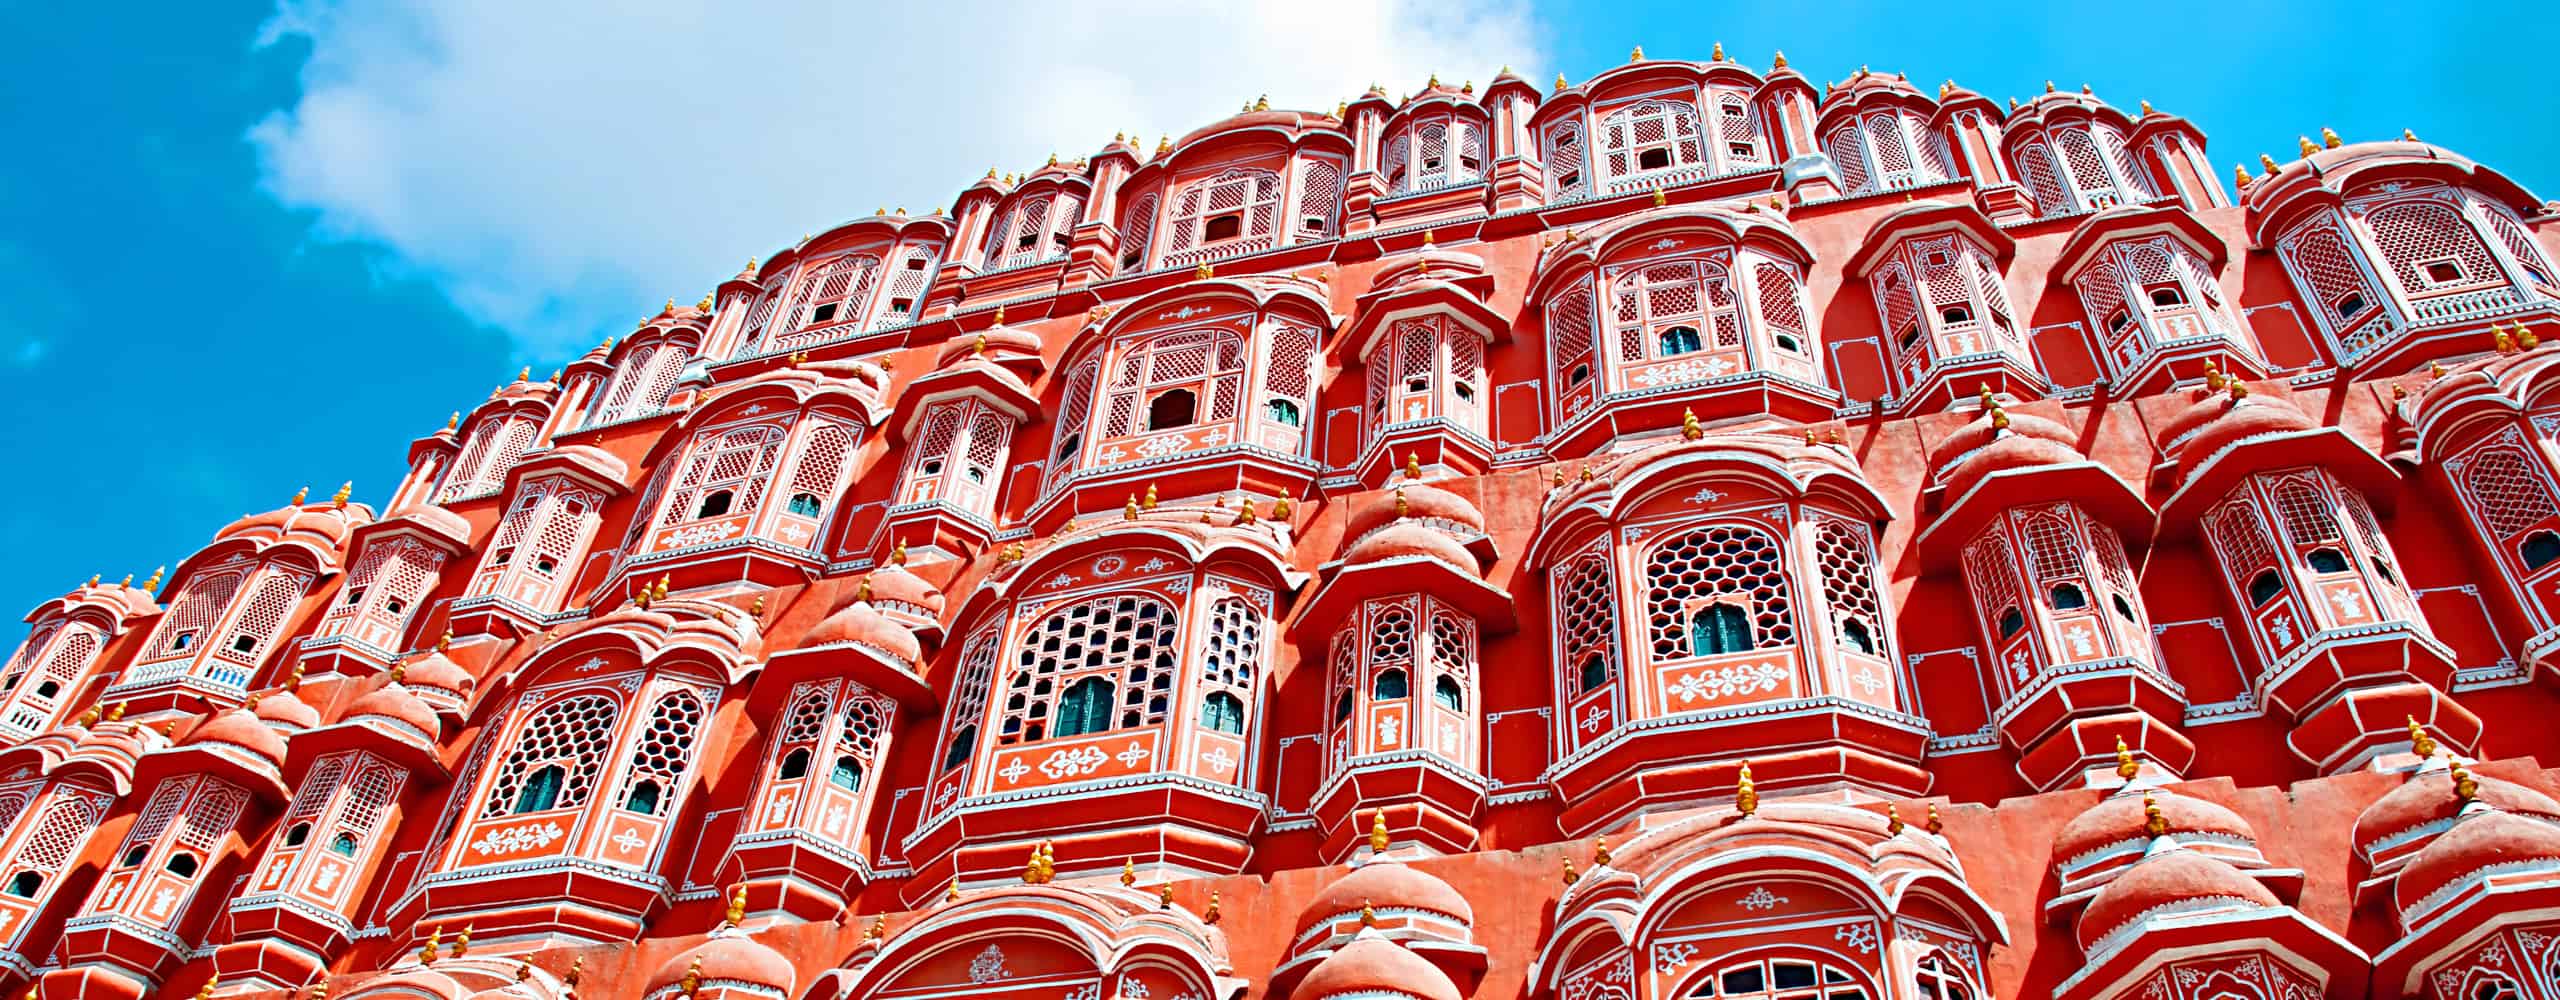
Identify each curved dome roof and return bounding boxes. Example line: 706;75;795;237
340;682;442;743
252;689;322;732
2076;844;2277;952
863;561;948;617
1296;861;1474;936
1928;407;2087;495
1296;936;1463;1000
2158;389;2315;468
1342;483;1485;545
2356;767;2560;860
1344;522;1480;573
2395;808;2560;914
2055;791;2256;868
803;599;923;669
188;707;287;770
647;932;796;996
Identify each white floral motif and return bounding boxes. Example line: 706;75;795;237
998;758;1031;784
1686;487;1726;506
1737;886;1787;911
1115;742;1151;766
968;945;1010;984
1138;557;1172;573
1200;745;1236;775
1038;745;1111;779
1120;979;1150;999
1136;433;1192;458
1044;573;1079;590
611;826;645;854
1092;556;1126;576
1833;922;1878;955
1630;356;1735;386
1651;942;1698;975
469;821;566;857
1667;661;1788;704
1165;579;1192;596
1063;984;1101;1000
658;522;743;548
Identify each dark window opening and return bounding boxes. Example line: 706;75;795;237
1559;170;1581;188
33;680;58;699
1774;334;1803;354
1997;607;2026;639
533;556;556;574
2524;531;2560;570
1637;148;1672;170
1406;376;1430;393
829;756;863;791
170;629;193;649
1840;618;1876;655
2371;556;2399;585
810;303;839;323
1729;142;1755;158
2049;583;2088;610
888;297;915;314
1773;963;1818;989
1577;653;1609;694
2147;285;2186;307
1453;380;1476;401
965;466;987;483
282;823;310;848
623;779;662;815
1334;689;1355;723
2112;593;2140;623
329;833;358;857
1203;213;1243;242
922;458;944;477
787;492;823;517
491;547;514;565
943;725;977;770
165;853;199;878
1569;363;1592;387
1148;389;1197;430
1302;215;1329;234
1897;325;1923;352
384;598;404;614
2306;547;2350;573
515;764;566;813
2107;309;2133;334
1056;676;1115;738
5;872;38;897
1940;305;1973;325
344;586;366;606
779;747;811;780
1267;399;1302;426
1055;432;1081;461
1659;325;1704;356
697;490;734;519
2248;569;2285;607
1016;232;1038;251
1721;966;1766;994
1202;691;1245;734
2425;260;2465;284
1687;603;1753;656
2335;291;2369;319
122;845;149;866
231;634;259;654
1432;675;1463;710
1373;668;1408;699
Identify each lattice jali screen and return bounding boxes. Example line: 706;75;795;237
2458;443;2560;539
1815;517;1891;658
999;593;1179;744
1824;124;1872;193
618;689;706;815
2013;141;2073;216
2205;500;2279;577
18;794;106;874
484;693;620;814
1543;120;1589;199
1556;547;1619;686
1297;159;1345;237
2365;195;2502;294
937;628;1001;774
1643;524;1795;661
2269;477;2344;546
1162;168;1282;269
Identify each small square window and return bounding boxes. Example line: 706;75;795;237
810;303;838;323
1729;142;1754;158
231;634;258;653
1203;213;1243;242
2423;259;2465;284
905;257;927;270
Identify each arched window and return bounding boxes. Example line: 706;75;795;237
1689;954;1868;999
2525;531;2560;570
328;832;359;857
1334;689;1355;723
121;845;148;866
2306;547;2350;573
2248;570;2286;607
617;690;706;818
1660;325;1704;356
1839;618;1876;655
1055;676;1116;738
787;492;822;517
1997;608;2026;639
1161;168;1282;268
4;871;36;897
828;756;863;791
656;422;789;534
622;781;662;814
486;694;618;816
1432;674;1464;710
1599;100;1704;180
1372;668;1409;699
515;765;566;813
1912;954;1975;1000
778;748;810;780
1145;385;1195;429
1201;691;1245;734
1117;192;1159;271
1689;604;1753;656
164;852;200;877
1558;550;1619;698
2049;583;2088;609
282;823;310;847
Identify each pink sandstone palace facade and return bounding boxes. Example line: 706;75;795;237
7;46;2560;1000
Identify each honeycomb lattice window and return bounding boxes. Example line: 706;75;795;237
1556;548;1618;692
1814;517;1890;657
1000;594;1178;745
485;693;619;815
618;690;706;815
2460;443;2560;539
1645;524;1795;661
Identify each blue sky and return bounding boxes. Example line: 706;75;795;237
0;0;2552;633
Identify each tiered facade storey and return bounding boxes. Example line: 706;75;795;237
4;49;2560;1000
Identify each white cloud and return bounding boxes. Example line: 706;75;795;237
249;1;1547;355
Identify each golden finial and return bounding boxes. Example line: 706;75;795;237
1273;491;1294;519
1925;803;1944;835
2452;759;2479;802
2202;359;2226;391
1579;465;1595;483
2228;381;2251;401
104;701;126;722
1254;94;1270;111
945;879;962;902
516;366;531;383
1333;101;1346;119
1680;408;1703;440
436;630;452;653
1555;72;1569;91
2142;794;2167;837
453;923;471;957
679;956;703;997
2079;83;2092;95
566;956;585;987
652;574;670;601
1125;494;1142;521
1886;804;1905;835
1196;262;1214;279
331;481;351;505
725;883;747;926
291;485;309;505
1772;50;1787;70
2235;163;2253;189
76;706;99;727
1988;399;2009;431
1204;889;1222;924
86;573;99;587
420;926;443;964
865;915;887;941
2043;80;2056;94
144;566;164;593
2139;98;2154;115
197;975;218;1000
1551;468;1567;487
387;659;406;685
314;980;332;999
749;594;765;618
1394;488;1410;518
1629;45;1644;62
1652;186;1668;208
2259;152;2280;174
1593;835;1610;867
2496;321;2517;353
2408;715;2438;758
2522;324;2543;350
697;293;713;310
1370;808;1391;852
1804;426;1820;447
1033;840;1052;883
1239;498;1259;525
517;965;532;984
2403;128;2418;142
2393;383;2408;401
2116;736;2139;779
2321;126;2342;149
1405;453;1424;480
2007;97;2019;112
1158;883;1176;909
286;664;305;692
446;411;459;430
1141;483;1158;510
2298;135;2319;158
1939;80;1953;99
2431;360;2448;378
1560;856;1579;885
1031;846;1052;884
1736;760;1758;816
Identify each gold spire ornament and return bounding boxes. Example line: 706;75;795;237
2139;99;2153;115
1121;857;1138;886
2235;163;2253;189
1681;408;1704;440
1158;883;1176;909
197;976;219;1000
1394;487;1410;518
1143;483;1159;510
1273;491;1294;519
2407;715;2439;757
2523;324;2543;350
420;926;443;964
2260;152;2280;174
331;481;352;505
726;884;748;926
292;485;309;505
2322;126;2342;149
1239;499;1258;525
2496;321;2517;353
1772;50;1788;70
1926;803;1944;835
1652;186;1668;208
1204;889;1222;924
1126;495;1142;521
1886;804;1904;835
1196;262;1215;279
144;566;164;593
1736;760;1758;816
2142;794;2168;837
1560;855;1579;885
453;923;472;957
1629;45;1644;62
2298;135;2319;157
1371;809;1391;852
1593;835;1611;866
2115;736;2140;780
679;956;703;997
